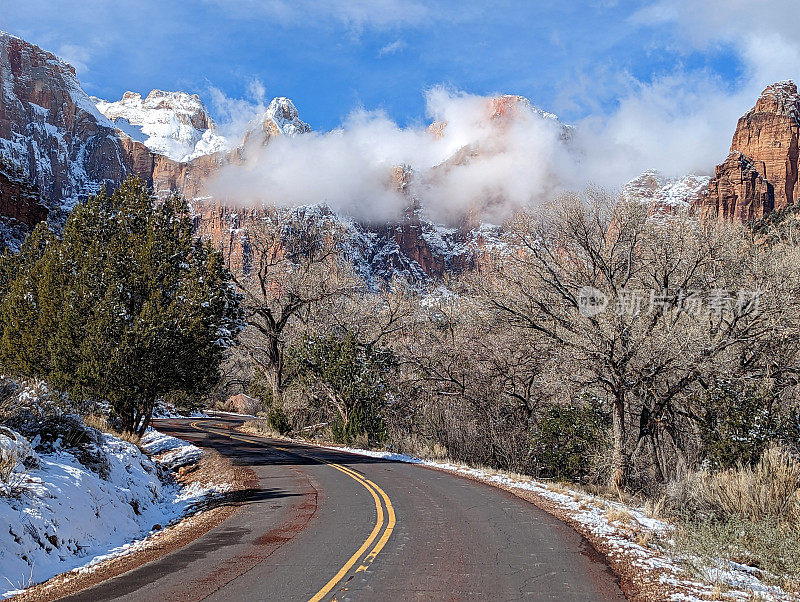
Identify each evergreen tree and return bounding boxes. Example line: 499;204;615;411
292;331;393;444
0;178;242;434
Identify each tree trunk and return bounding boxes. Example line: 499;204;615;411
134;394;156;437
611;393;629;490
267;335;283;409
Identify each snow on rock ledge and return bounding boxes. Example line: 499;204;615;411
622;170;710;221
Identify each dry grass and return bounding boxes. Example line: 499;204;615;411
667;446;800;589
0;448;15;482
605;505;633;525
177;450;235;490
239;419;284;439
390;435;449;461
83;413;141;446
706;445;800;523
0;444;30;497
668;445;800;524
350;431;370;450
635;531;652;547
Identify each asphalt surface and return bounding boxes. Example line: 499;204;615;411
62;415;626;601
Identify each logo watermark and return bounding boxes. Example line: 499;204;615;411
577;287;760;318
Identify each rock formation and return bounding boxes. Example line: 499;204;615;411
622;170;710;219
0;159;48;226
699;152;774;221
0;32;129;216
703;81;799;221
0;33;544;279
0;158;48;248
94;90;227;162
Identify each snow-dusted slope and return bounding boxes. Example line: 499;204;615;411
94;90;228;162
240;97;311;148
193;201;503;287
262;97;312;137
0;31;123;215
622;170;709;218
93;91;310;162
0;425;228;596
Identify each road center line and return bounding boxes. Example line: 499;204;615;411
187;420;396;601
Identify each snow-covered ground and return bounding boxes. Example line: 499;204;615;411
321;445;795;601
0;425;228;598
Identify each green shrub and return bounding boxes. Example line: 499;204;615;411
0;178;242;435
267;405;292;435
292;331;393;446
530;402;609;482
698;381;784;470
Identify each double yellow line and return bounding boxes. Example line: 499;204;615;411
188;420;395;602
309;462;395;601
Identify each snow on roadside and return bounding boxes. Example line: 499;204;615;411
140;430;203;470
152;401;207;419
322;445;794;601
0;427;228;598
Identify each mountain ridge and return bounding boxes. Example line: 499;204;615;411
1;32;798;282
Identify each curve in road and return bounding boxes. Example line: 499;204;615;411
62;415;626;602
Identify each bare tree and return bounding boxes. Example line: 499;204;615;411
482;191;800;491
228;207;360;409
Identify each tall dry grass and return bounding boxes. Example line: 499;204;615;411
83;413;141;446
0;448;15;482
667;445;800;523
666;445;800;589
239;419;284;439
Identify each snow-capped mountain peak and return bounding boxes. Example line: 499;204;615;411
622;170;710;220
93;90;228;162
262;97;312;137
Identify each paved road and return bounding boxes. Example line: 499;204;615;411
63;415;626;601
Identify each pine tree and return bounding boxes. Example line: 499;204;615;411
0;178;242;434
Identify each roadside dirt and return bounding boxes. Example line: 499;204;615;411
12;450;256;602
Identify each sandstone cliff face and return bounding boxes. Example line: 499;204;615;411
729;81;798;211
704;81;799;221
190;198;500;284
0;159;48;225
0;159;48;248
0;32;128;216
700;152;774;221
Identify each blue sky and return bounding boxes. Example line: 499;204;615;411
1;0;764;131
4;0;799;192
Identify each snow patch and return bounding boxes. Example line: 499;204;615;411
0;425;227;597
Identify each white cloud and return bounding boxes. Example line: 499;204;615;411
201;0;434;31
378;39;407;57
566;0;800;183
56;43;91;73
208;79;269;141
208;88;580;222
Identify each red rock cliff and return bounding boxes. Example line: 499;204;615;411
704;81;799;220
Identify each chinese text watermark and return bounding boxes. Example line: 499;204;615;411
577;287;760;318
